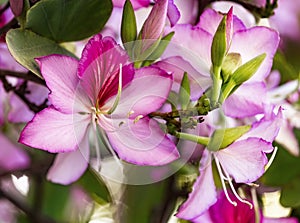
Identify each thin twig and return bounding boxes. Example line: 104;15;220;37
0;76;48;113
0;70;46;86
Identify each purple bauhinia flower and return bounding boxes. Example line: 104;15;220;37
176;109;282;221
192;190;298;223
0;133;29;173
19;34;179;185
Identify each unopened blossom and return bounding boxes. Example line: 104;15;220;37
19;34;179;184
176;109;282;220
161;7;279;117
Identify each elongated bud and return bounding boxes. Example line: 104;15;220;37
211;15;227;69
139;0;168;41
179;72;191;110
121;0;137;44
211;7;234;69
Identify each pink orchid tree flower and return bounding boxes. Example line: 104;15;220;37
268;79;300;156
0;133;29;174
0;43;49;124
191;190;298;223
161;7;279;118
19;34;179;185
176;108;282;221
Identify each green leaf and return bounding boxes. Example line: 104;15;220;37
280;176;300;208
211;15;227;68
6;28;76;77
25;0;112;42
42;181;70;221
77;167;112;204
272;51;298;84
179;72;191;110
121;0;137;44
261;145;300;186
145;31;174;63
231;53;266;85
118;178;176;223
207;125;251;151
0;0;8;5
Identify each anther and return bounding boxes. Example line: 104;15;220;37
134;115;144;124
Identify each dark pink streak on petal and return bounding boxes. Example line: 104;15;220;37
78;34;134;104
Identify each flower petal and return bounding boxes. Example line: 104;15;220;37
78;34;134;105
167;0;180;27
155;56;212;100
229;27;280;82
263;217;299;223
113;0;150;9
216;138;271;183
276;121;299;156
196;8;246;36
8;82;49;123
163;24;213;76
104;66;172;118
47;134;89;185
36;55;82;113
105;117;179;165
19;107;90;153
0;134;29;172
176;150;217;220
241;107;283;146
223;82;267;118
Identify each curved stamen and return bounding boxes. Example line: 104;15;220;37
265;146;278;171
224;171;253;209
214;155;237;207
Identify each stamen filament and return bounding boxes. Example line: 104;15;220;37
265;146;278;171
251;187;261;223
214;155;237;207
224;171;253;209
92;120;101;171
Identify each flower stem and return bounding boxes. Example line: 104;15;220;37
174;131;210;146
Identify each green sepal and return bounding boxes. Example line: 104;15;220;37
121;0;137;44
231;53;266;85
179;72;191;110
211;15;227;69
207;125;251;151
144;31;174;64
132;38;162;66
221;53;266;101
